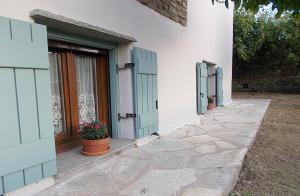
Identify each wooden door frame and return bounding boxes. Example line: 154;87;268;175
47;28;120;140
49;48;110;153
54;52;75;146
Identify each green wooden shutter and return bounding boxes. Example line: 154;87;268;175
216;66;223;107
133;47;159;139
0;16;56;194
196;63;208;114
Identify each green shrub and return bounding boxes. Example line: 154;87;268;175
233;9;300;93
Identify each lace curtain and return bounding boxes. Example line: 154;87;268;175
75;55;97;124
49;52;65;135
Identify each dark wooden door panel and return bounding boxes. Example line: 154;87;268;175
66;53;80;136
96;56;109;126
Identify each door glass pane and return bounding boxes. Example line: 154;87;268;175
49;52;65;135
75;54;97;124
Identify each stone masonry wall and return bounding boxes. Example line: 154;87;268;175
137;0;188;26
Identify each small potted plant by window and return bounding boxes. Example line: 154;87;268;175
207;96;215;110
79;120;109;156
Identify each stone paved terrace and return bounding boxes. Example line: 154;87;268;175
39;99;270;196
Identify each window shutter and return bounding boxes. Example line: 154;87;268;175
132;47;159;139
196;63;208;114
0;16;56;194
216;66;223;107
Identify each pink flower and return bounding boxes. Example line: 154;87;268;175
83;123;91;128
95;124;100;129
80;122;88;126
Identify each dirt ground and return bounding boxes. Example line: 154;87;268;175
230;93;300;196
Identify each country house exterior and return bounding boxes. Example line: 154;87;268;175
0;0;233;194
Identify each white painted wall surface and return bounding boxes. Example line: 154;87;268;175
0;0;233;137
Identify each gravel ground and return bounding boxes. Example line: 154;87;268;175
230;93;300;196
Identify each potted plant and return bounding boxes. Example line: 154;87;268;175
207;96;215;110
79;120;109;156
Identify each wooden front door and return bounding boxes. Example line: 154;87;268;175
48;48;109;153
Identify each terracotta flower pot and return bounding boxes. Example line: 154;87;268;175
207;103;215;110
80;137;110;156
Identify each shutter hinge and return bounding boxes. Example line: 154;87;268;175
116;63;135;73
151;132;160;139
118;113;136;121
156;100;158;110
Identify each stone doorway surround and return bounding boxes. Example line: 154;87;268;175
39;99;270;196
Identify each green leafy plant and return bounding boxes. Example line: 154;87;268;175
211;0;300;19
233;9;265;63
233;9;300;82
79;120;109;140
208;96;215;104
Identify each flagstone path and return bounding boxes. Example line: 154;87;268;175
39;99;270;196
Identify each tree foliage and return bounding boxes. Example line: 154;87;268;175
212;0;300;18
233;10;264;62
233;9;300;78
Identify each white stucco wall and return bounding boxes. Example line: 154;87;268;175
0;0;233;137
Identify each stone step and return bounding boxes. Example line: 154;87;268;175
54;139;136;184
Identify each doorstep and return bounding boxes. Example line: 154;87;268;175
55;138;136;183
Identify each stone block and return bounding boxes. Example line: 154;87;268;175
137;0;188;26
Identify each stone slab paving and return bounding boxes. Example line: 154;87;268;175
39;99;270;196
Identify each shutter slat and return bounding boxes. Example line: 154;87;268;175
0;17;48;69
0;177;3;194
3;171;24;193
216;67;223;107
24;165;43;185
0;69;20;149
